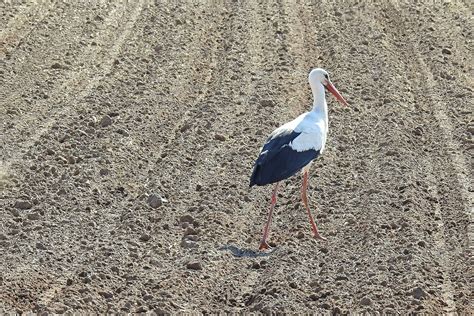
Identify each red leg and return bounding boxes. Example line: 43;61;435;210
302;171;327;241
259;182;280;250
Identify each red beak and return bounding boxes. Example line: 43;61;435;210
325;81;349;106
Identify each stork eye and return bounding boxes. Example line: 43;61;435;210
324;74;328;79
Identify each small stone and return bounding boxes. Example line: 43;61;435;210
251;261;260;269
296;231;304;239
27;212;41;220
309;293;319;301
66;279;73;286
136;306;147;313
139;233;151;242
335;275;349;281
185;235;199;242
180;239;198;248
180;123;191;133
186;261;202;270
441;48;451;55
412;287;428;300
214;133;226;141
46;148;55;155
147;194;163;208
0;234;7;240
184;227;197;236
14;200;32;210
51;62;64;69
360;297;372;306
345;214;356;225
99;168;109;176
417;240;426;247
9;208;20;217
116;128;129;136
99;115;112;127
260;99;275;107
143;294;153;301
179;214;195;224
99;291;114;299
36;242;47;250
195;183;202;191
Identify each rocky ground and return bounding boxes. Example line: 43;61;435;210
1;1;472;313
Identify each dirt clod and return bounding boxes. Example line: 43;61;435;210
147;194;163;208
99;115;112;127
186;261;202;270
139;233;151;242
411;287;428;300
14;200;32;210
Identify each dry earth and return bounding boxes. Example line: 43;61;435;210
1;0;473;314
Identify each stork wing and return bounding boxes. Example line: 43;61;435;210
250;130;321;187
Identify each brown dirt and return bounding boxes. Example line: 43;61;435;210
1;1;472;314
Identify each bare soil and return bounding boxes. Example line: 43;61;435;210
1;1;472;313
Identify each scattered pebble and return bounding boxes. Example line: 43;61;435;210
99;115;112;127
9;208;20;217
251;261;260;269
116;128;129;136
147;194;163;208
417;240;426;247
51;62;66;69
36;242;47;250
411;287;428;300
180;239;198;249
14;200;32;210
345;214;356;225
180;123;191;133
441;48;451;55
335;275;349;281
139;233;151;242
179;214;195;225
99;291;114;299
186;261;202;270
184;227;197;236
360;297;372;306
143;294;154;301
260;99;275;107
214;133;226;141
27;212;41;220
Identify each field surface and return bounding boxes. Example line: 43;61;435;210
1;1;472;313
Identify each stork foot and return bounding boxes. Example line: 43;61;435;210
313;233;327;241
259;241;271;250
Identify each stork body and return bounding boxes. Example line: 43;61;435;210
250;68;348;250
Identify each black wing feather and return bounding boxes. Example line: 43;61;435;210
250;131;320;187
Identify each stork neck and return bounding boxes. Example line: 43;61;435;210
311;83;327;112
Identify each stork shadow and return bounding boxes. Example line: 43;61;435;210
218;244;276;258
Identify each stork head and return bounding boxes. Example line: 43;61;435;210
308;68;348;106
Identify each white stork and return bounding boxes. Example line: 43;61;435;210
250;68;349;250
